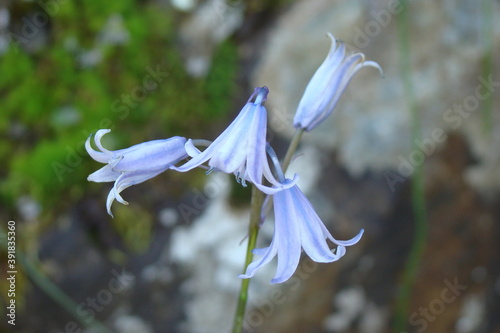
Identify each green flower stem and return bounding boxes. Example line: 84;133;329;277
282;128;304;172
232;127;305;332
232;184;264;333
0;228;110;332
481;0;493;135
393;0;428;331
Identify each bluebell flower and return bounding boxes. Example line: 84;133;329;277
240;177;364;283
294;33;382;131
86;129;188;216
174;87;295;193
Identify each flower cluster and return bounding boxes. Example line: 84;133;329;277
86;33;380;283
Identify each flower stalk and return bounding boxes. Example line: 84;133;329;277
232;184;264;333
232;127;304;332
393;0;428;331
282;128;304;173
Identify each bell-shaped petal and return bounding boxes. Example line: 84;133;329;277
174;87;294;194
240;178;363;283
86;129;188;216
294;33;382;131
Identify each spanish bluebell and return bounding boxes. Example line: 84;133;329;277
294;33;382;131
86;129;188;216
174;87;295;193
240;146;363;283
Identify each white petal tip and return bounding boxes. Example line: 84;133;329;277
98;129;112;134
364;61;384;77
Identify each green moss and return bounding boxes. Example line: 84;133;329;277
206;39;239;117
5;136;87;207
3;0;240;216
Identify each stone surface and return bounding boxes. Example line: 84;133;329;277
253;0;500;186
179;0;244;77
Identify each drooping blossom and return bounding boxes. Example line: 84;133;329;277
240;177;363;283
174;86;296;193
240;145;363;283
86;129;188;216
294;33;382;131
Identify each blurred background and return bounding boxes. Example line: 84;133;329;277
0;0;499;332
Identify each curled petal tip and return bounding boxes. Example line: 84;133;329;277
362;60;384;77
326;32;336;43
330;228;364;246
94;129;112;141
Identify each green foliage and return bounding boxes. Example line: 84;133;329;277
206;40;239;118
4;136;87;207
1;0;239;215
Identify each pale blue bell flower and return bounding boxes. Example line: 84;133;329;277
294;33;382;131
174;87;296;194
240;177;364;284
86;129;188;216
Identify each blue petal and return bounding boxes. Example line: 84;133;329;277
209;106;254;173
105;167;168;216
241;179;364;283
253;174;299;195
113;137;187;172
94;129;113;153
290;185;341;262
245;104;273;186
85;131;112;163
325;228;364;247
86;130;188;216
299;187;364;247
239;242;278;280
270;187;302;283
294;33;382;131
174;103;253;173
87;165;120;182
185;139;202;157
